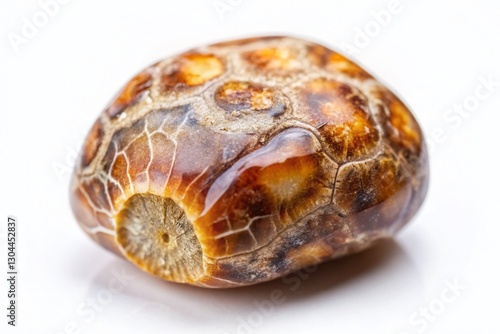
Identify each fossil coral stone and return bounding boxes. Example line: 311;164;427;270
70;36;429;288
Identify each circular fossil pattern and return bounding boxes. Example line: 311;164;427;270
70;36;429;288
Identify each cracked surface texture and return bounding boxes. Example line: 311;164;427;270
70;36;429;288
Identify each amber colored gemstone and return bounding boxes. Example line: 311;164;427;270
70;36;429;288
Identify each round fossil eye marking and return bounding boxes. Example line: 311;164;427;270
116;194;203;283
80;119;104;168
106;68;153;119
214;81;285;116
162;53;224;90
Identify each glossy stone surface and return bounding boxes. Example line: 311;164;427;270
70;36;429;288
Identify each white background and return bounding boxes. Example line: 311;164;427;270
1;0;499;333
